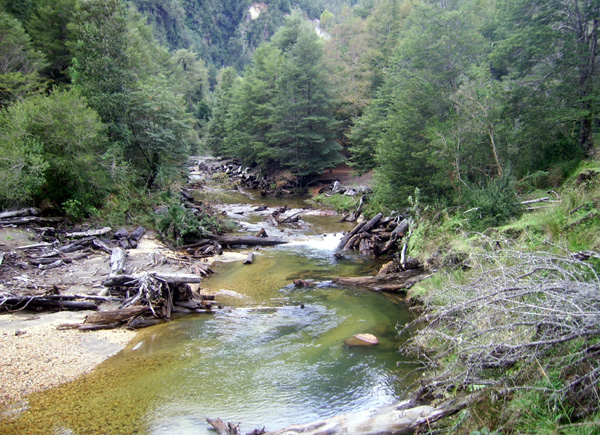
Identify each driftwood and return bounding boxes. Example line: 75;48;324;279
102;272;203;287
110;247;126;276
244;252;254;265
0;294;99;312
209;235;287;247
82;305;151;329
206;398;470;435
262;398;470;435
206;418;241;435
0;207;39;220
334;269;426;292
66;227;112;238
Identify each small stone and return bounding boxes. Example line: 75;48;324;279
345;333;379;347
14;330;27;336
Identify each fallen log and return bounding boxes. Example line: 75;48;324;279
333;269;425;292
66;227;111;238
209;235;287;247
84;305;149;325
110;247;126;276
0;207;39;219
102;272;202;287
263;397;470;435
360;212;384;234
337;221;366;249
0;296;99;311
16;242;53;250
244;252;254;265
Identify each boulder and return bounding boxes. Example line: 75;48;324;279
345;333;379;347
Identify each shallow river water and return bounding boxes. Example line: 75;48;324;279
1;188;416;434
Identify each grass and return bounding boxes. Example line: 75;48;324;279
402;160;600;434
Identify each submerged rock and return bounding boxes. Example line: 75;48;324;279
345;333;379;347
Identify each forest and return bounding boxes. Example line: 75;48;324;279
1;0;599;433
1;0;597;225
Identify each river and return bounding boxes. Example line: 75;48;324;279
0;174;417;434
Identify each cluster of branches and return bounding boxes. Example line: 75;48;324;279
403;246;600;415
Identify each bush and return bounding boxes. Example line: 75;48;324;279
462;175;524;230
154;201;232;246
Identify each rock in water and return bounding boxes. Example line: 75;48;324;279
345;333;379;347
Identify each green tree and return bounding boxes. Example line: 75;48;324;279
0;10;46;108
26;0;76;85
0;88;109;211
204;67;238;155
358;2;488;207
68;0;134;147
127;76;193;188
493;0;600;157
268;14;343;178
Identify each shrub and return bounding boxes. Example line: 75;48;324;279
462;175;524;230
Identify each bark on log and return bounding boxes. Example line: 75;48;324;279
16;242;53;250
110;247;126;276
0;207;39;219
92;238;113;254
84;305;150;325
244;252;254;265
102;272;202;287
66;227;111;238
360;212;384;234
0;296;99;311
333;269;425;291
337;221;366;249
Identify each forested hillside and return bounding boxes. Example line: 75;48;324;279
1;0;598;225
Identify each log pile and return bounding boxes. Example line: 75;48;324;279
0;208;62;227
337;214;410;257
7;225;147;271
189;158;299;196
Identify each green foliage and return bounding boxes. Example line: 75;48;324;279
311;193;357;213
462;175;524;231
26;0;76;85
0;10;46;107
0;88;109;212
68;0;134;146
126;75;193;188
154;200;231;246
212;13;343;182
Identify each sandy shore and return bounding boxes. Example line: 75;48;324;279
0;311;136;407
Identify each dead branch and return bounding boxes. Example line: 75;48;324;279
402;247;600;413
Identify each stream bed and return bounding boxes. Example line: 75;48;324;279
1;187;417;435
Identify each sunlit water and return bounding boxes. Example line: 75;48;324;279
0;189;417;435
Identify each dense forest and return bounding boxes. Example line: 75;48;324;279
1;0;597;224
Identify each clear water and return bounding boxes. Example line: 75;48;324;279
0;192;416;435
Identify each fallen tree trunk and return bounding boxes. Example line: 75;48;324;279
244;252;254;265
209;235;287;247
84;305;150;325
263;397;470;435
333;269;426;292
66;227;112;238
0;295;99;312
0;207;39;219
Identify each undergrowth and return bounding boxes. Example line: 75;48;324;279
404;161;600;434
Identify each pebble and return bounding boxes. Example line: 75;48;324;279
0;317;135;408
